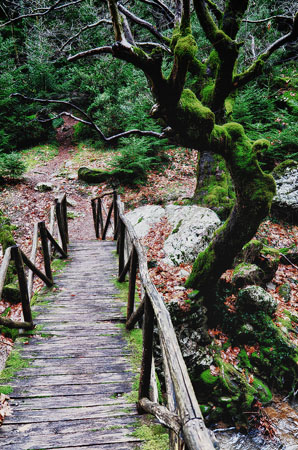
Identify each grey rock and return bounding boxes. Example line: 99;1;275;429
232;263;264;288
125;204;220;266
163;205;220;266
35;182;54;192
125;205;165;238
237;285;277;316
272;162;298;222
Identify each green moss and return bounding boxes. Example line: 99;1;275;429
132;422;169;450
78;167;116;183
172;219;182;234
251;377;272;404
201;83;215;106
0;385;13;395
252;139;270;154
272;159;298;178
133;46;148;60
0;350;30;383
185;248;215;289
2;283;21;304
238;349;252;369
200;404;212;416
174;34;197;60
178;89;215;137
200;369;218;386
206;50;220;72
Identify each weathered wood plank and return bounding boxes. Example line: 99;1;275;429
10;393;129;410
0;415;139;436
11;372;133;387
5;403;137;424
10;382;133;398
16;362;129;376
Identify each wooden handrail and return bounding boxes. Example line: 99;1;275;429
0;195;69;330
91;191;217;450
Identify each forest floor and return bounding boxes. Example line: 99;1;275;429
0;118;298;443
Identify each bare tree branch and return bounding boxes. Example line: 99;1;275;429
243;15;293;24
60;19;112;51
139;0;175;22
136;41;171;53
10;93;164;142
121;13;135;44
118;3;169;44
235;12;298;89
67;46;113;62
174;0;182;24
0;0;83;28
250;34;256;59
108;0;131;45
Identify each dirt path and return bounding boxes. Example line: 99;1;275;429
0;117;96;245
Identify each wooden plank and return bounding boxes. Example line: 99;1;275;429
16;362;129;376
0;415;139;436
10;382;134;398
11;372;133;387
4;403;137;424
0;429;141;450
10;394;129;410
19;349;129;359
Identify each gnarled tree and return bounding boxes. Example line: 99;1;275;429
1;0;297;304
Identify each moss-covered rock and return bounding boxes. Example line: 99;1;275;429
278;283;292;302
236;285;277;316
78;167;116;183
232;263;264;289
2;284;22;304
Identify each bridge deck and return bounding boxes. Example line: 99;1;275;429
0;241;143;449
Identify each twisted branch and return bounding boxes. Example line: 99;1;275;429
10;93;164;142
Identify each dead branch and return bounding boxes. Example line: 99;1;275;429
67;46;113;62
0;0;83;28
243;15;293;24
60;19;112;51
10;93;164;142
118;3;168;43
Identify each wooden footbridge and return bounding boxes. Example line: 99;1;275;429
0;192;217;449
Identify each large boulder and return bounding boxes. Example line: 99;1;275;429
271;160;298;223
163;205;221;265
125;205;165;238
125;204;221;265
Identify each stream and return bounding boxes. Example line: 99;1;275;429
214;398;298;449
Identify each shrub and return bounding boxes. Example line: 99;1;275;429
110;136;169;185
0;153;26;178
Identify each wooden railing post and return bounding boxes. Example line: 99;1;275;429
127;246;138;321
102;201;114;240
56;201;67;254
138;293;154;412
113;190;118;240
11;245;33;326
62;195;69;244
38;221;53;284
92;199;99;239
118;219;125;277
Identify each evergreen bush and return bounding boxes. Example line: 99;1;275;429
0;153;26;179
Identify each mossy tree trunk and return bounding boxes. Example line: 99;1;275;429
6;0;297;309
